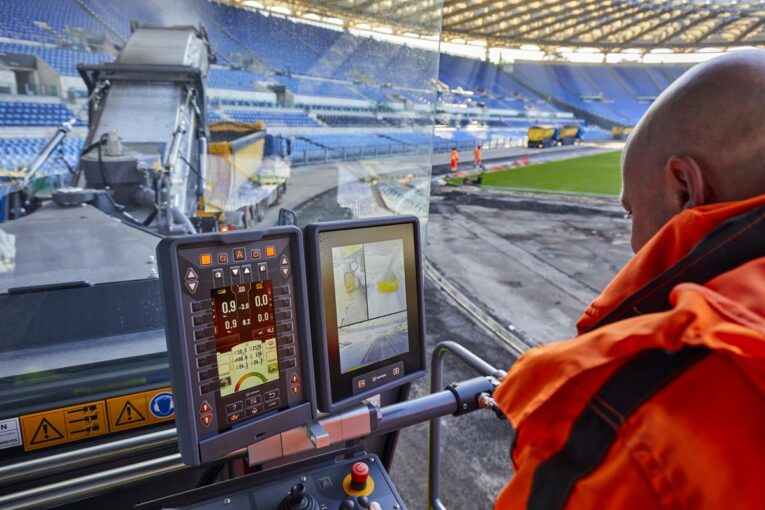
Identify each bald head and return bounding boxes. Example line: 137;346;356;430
621;50;765;252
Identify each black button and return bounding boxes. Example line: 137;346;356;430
217;253;228;264
275;310;292;321
273;285;290;296
197;355;215;368
277;335;294;347
279;346;295;357
195;342;213;355
194;327;214;340
246;395;262;406
200;381;220;393
276;322;293;334
191;301;202;312
193;314;212;326
246;405;262;417
318;477;332;489
263;399;279;411
274;297;291;308
264;389;279;401
225;401;243;414
281;358;296;369
233;248;246;261
198;368;217;381
227;412;242;424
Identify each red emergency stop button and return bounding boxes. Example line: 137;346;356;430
351;462;369;491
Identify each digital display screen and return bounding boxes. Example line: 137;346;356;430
331;239;409;374
211;281;280;397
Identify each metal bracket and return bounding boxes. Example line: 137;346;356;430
305;420;330;449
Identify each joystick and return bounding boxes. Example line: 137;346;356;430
280;483;319;510
339;498;356;510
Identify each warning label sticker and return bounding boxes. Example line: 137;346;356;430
19;388;174;452
20;400;108;451
0;418;21;450
107;395;148;432
106;388;174;433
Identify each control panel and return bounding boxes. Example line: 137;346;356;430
305;216;426;412
157;226;316;465
137;454;407;510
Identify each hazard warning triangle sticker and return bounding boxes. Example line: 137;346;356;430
30;418;64;445
116;401;146;426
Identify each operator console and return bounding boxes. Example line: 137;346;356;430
155;217;425;509
137;453;405;510
157;227;316;465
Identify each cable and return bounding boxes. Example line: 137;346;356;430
97;133;110;190
179;155;201;180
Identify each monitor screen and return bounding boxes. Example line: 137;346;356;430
331;240;409;374
211;281;279;397
308;217;425;411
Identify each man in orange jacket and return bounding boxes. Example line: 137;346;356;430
495;50;765;509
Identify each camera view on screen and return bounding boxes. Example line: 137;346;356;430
332;239;409;374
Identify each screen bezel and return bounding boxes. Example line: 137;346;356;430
305;216;426;412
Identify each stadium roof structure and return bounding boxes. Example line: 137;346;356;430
233;0;765;52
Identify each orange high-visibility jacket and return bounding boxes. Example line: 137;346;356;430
451;150;459;164
474;146;482;163
494;194;765;509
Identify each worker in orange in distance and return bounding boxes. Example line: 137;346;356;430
494;50;765;509
473;144;482;169
450;147;459;172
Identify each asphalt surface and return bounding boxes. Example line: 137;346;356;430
389;277;516;510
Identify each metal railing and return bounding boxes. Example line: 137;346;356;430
291;136;524;166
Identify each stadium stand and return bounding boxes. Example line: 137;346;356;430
224;109;322;127
0;0;697;176
0;137;82;173
0;101;79;126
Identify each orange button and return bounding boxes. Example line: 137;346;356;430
265;246;276;258
200;254;212;266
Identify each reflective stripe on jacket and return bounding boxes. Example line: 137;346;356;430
494;194;765;509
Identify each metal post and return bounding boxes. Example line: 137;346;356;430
428;341;506;510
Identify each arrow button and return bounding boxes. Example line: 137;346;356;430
185;280;198;293
280;266;290;279
185;267;198;280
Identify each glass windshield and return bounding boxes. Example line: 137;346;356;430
0;0;442;401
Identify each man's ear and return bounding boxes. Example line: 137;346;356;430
664;155;706;210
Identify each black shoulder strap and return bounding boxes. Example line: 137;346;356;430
527;346;709;510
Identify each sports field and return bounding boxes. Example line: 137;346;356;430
462;150;622;196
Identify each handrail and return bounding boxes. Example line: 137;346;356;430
0;427;178;488
428;341;507;510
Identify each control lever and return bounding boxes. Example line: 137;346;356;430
279;483;319;510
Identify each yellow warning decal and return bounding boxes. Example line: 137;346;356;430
21;400;108;451
20;388;174;452
106;387;174;433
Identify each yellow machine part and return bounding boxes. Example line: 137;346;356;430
559;125;580;139
376;279;399;293
527;125;556;142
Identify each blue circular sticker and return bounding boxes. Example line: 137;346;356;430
149;392;175;418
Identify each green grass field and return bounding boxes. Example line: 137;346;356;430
463;150;623;196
